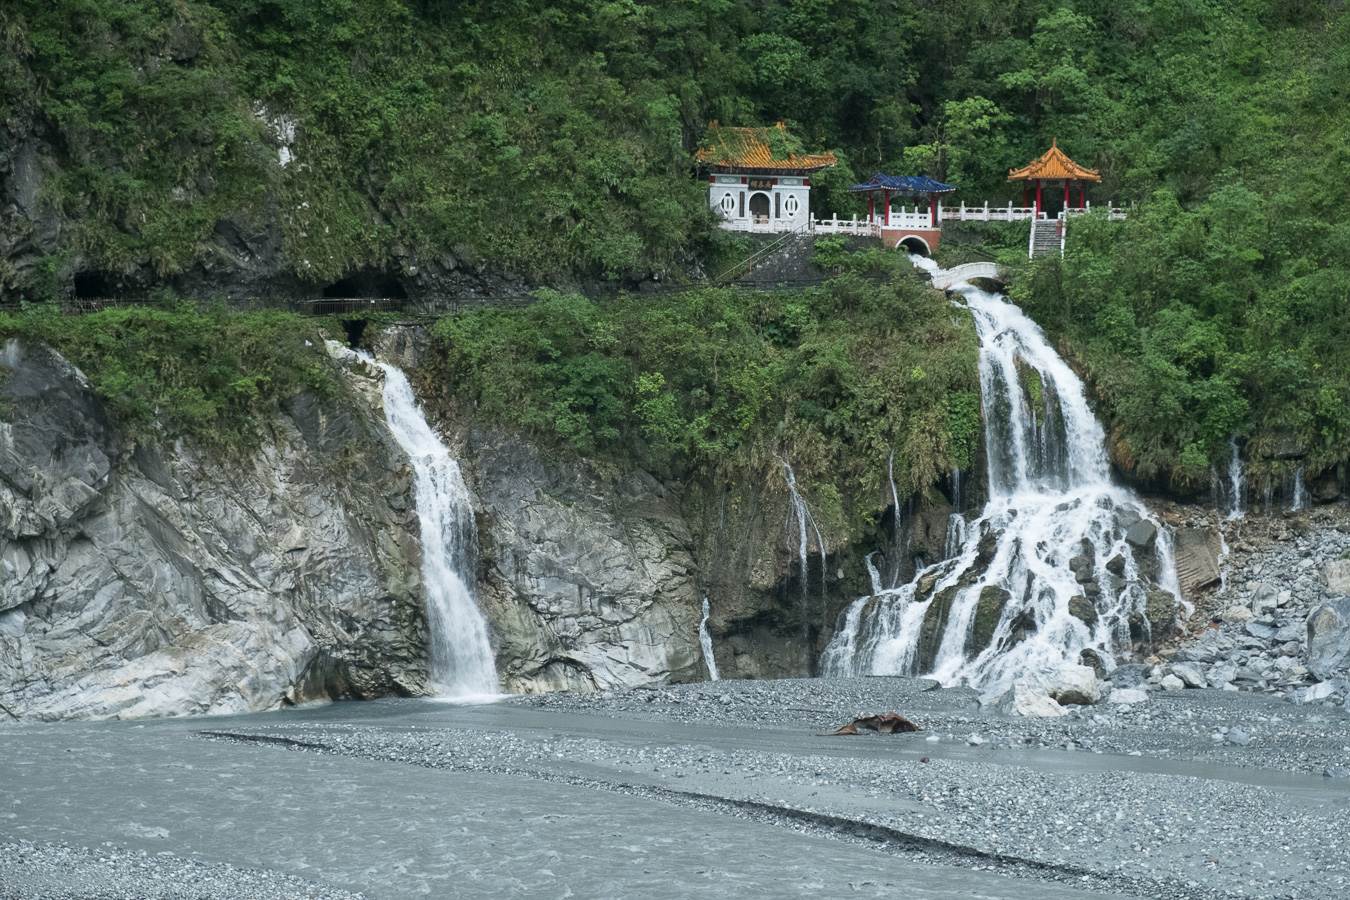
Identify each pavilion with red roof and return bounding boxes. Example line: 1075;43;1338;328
1007;139;1100;217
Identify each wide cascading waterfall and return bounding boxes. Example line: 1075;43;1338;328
360;352;499;698
821;271;1179;692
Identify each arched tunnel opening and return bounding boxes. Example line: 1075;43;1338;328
72;271;118;299
321;269;407;300
898;236;931;257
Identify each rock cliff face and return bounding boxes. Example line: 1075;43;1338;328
0;338;429;721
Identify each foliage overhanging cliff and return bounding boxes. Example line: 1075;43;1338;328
1;0;1348;487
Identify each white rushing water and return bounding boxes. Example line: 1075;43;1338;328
699;598;720;681
1226;437;1245;519
1292;466;1309;511
359;351;499;698
821;265;1179;691
780;458;827;633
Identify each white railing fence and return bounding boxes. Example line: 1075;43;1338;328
714;200;1127;235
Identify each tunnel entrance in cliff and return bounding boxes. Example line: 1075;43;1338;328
72;271;119;300
341;318;367;348
304;268;408;317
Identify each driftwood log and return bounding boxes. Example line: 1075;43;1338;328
821;713;921;736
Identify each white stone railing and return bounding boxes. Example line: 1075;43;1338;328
941;202;1039;222
714;201;1129;237
810;216;880;237
1060;202;1127;221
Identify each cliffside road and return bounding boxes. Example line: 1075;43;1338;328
6;681;1349;899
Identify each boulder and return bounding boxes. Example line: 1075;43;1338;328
1307;598;1350;680
1245;621;1278;641
1047;665;1101;706
1221;605;1254;624
1079;647;1109;680
1068;595;1099;627
1169;662;1207;688
1250;583;1279;617
1125;520;1158;552
1105;554;1127;576
1069;554;1094;583
1172;526;1222;599
981;677;1067;718
1160;674;1185;691
1108;688;1149;704
1326;560;1350;597
1111;663;1148;688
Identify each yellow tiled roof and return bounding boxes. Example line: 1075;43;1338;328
696;122;836;172
1008;139;1101;182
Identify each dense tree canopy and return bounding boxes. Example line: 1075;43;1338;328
2;0;1348;485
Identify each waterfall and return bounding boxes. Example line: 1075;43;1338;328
821;266;1178;692
886;449;903;588
1292;466;1309;511
1226;437;1245;519
360;352;499;698
699;598;720;681
780;458;827;633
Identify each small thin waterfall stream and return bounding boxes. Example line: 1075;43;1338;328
780;458;827;634
360;352;499;698
821;265;1179;692
699;598;720;681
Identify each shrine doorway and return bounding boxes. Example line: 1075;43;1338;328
748;192;770;222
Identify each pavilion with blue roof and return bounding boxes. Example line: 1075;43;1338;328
848;174;956;228
844;173;956;252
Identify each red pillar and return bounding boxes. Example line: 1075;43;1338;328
1063;179;1069;211
1035;180;1042;216
884;190;890;226
929;194;937;226
868;194;874;223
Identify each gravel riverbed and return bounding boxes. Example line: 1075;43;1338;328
198;677;1350;900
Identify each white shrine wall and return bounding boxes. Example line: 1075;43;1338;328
708;172;812;232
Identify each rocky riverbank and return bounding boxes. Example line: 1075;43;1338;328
1136;504;1350;715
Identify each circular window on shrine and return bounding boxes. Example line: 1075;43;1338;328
719;193;736;215
783;195;800;216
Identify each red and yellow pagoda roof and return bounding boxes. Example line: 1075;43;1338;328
1008;139;1101;182
696;122;836;174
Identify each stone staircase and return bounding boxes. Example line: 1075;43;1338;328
1029;218;1062;258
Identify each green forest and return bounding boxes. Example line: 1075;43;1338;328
2;0;1348;490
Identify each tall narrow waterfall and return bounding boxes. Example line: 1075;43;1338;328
361;352;499;698
822;272;1178;691
699;598;720;681
781;458;827;633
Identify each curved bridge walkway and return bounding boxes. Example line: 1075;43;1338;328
929;261;1003;290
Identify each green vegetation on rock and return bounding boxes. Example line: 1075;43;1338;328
427;272;979;534
0;304;334;451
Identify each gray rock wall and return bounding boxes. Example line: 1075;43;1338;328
0;340;429;721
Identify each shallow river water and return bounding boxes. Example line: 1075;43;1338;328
5;689;1349;899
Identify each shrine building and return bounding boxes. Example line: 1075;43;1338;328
1008;139;1101;218
696;123;836;232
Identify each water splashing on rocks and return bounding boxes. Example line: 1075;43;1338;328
821;266;1179;693
360;352;499;700
699;598;720;681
